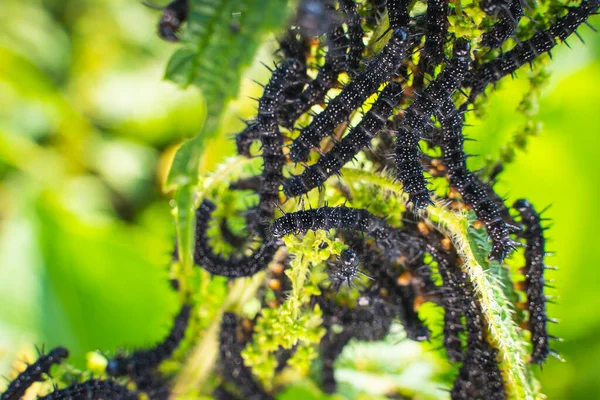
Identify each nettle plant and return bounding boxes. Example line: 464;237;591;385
2;0;598;399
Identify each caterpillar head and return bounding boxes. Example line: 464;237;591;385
392;28;408;43
453;39;471;61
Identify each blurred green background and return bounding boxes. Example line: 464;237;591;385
0;0;598;398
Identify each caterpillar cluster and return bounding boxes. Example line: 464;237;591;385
4;0;593;398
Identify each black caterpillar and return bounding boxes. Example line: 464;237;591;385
256;60;304;229
449;258;506;400
513;199;551;364
339;0;365;76
422;0;449;70
387;0;411;30
283;81;402;197
236;60;304;156
481;0;524;49
1;346;68;400
276;30;310;111
38;379;138;400
464;0;599;108
271;206;402;258
418;232;466;362
278;15;349;130
157;0;188;42
358;239;431;341
394;38;471;209
106;303;191;386
219;313;273;400
289;27;410;161
315;289;395;393
437;99;514;261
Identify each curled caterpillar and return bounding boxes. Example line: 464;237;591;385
271;206;402;258
481;0;524;49
436;99;514;261
219;313;273;400
38;379;138;400
422;0;449;70
1;346;68;400
283;82;402;197
464;0;599;108
339;0;365;76
194;200;279;277
289;28;410;162
513;199;551;364
106;304;191;385
279;17;349;129
394;38;471;209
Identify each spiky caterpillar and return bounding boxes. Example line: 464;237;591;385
416;232;466;362
452;344;506;400
422;0;449;70
194;200;279;277
387;0;411;30
278;20;349;130
271;206;403;258
436;100;513;261
481;0;524;49
0;347;69;400
277;30;310;111
327;248;363;291
339;0;365;76
157;0;188;42
219;313;274;400
38;379;138;400
283;82;403;197
256;60;304;230
449;261;506;400
394;38;471;209
464;0;599;108
106;304;191;385
236;59;304;156
513;199;550;364
289;28;410;161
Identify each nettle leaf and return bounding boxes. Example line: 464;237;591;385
165;0;290;117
